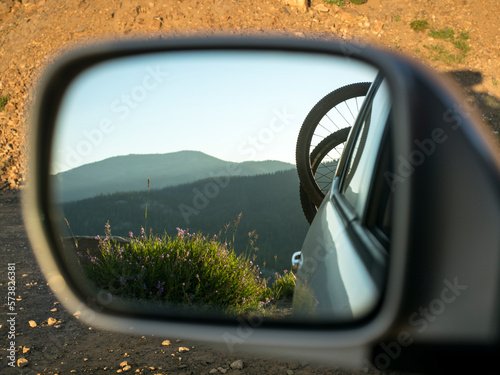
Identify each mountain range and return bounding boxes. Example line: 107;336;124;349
53;151;295;202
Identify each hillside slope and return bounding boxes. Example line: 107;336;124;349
53;150;294;201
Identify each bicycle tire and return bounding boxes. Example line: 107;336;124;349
296;82;371;207
299;127;351;224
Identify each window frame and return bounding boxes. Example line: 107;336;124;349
329;74;392;279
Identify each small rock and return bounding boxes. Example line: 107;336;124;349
218;367;227;374
161;340;171;346
230;360;244;370
75;25;88;33
120;361;128;367
4;102;16;112
338;8;362;21
178;347;189;352
287;370;294;375
17;358;29;368
123;365;131;372
372;21;384;33
0;2;11;15
22;346;30;354
178;364;188;369
314;4;330;12
282;0;307;12
151;19;162;30
47;317;57;325
28;320;36;327
209;369;218;374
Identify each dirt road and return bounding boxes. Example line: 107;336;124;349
1;193;394;374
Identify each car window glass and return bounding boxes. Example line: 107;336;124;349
368;125;393;244
342;80;391;218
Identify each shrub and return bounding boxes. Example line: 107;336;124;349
324;0;366;5
429;27;455;40
78;222;295;315
270;269;296;300
410;19;430;32
0;95;9;111
324;0;347;6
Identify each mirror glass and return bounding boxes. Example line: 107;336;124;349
49;49;385;322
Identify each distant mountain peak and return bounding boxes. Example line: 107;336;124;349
53;151;295;202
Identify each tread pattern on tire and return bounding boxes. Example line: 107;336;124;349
296;82;371;208
299;128;351;224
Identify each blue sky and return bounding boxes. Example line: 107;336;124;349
52;50;379;173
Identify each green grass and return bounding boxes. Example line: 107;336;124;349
324;0;347;6
78;222;296;316
429;27;470;53
452;39;471;53
410;19;430;32
323;0;366;6
394;15;401;22
423;44;467;65
424;26;471;64
429;27;455;40
0;95;9;111
493;78;499;87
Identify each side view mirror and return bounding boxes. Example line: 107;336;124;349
24;36;500;372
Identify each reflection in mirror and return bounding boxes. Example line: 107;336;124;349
50;50;384;322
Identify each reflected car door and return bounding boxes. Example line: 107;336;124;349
293;74;392;320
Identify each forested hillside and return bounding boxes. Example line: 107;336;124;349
62;168;309;273
53;151;294;202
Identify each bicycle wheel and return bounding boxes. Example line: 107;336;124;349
296;82;371;207
299;128;351;224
